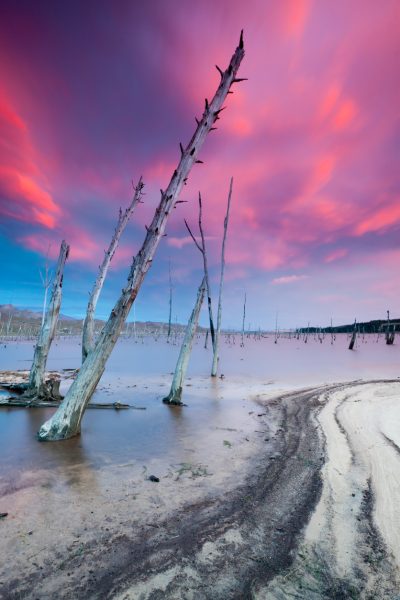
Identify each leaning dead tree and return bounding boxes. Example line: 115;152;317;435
82;179;144;362
37;32;245;441
185;193;216;350
211;177;233;377
163;277;206;405
25;240;70;399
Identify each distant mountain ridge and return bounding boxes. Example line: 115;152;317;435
0;304;189;332
0;304;75;322
2;304;398;334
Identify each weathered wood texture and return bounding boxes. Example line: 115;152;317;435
82;179;144;362
26;241;69;398
211;177;233;377
37;33;245;441
163;277;206;405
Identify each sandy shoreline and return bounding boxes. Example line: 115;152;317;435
1;377;400;599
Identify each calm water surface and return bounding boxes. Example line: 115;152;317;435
0;334;399;481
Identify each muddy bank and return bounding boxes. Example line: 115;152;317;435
0;384;324;599
261;381;400;599
1;381;399;599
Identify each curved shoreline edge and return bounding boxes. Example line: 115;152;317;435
2;380;400;599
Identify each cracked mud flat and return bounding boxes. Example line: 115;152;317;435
2;380;399;599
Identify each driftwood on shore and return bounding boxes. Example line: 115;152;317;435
0;397;138;410
0;370;146;410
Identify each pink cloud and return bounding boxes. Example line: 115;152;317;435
0;96;61;229
354;199;400;236
167;236;195;249
0;0;399;322
272;274;309;285
324;248;348;263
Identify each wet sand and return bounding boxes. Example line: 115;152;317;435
1;337;400;598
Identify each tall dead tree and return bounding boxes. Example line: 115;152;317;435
240;292;246;347
25;241;70;399
37;32;246;441
163;277;206;405
167;261;173;341
185;192;215;350
82;179;144;362
39;245;52;327
211;177;233;377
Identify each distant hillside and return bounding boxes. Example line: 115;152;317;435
297;319;400;334
0;304;202;336
0;304;74;322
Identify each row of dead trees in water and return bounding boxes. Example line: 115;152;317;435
348;311;396;350
3;32;246;441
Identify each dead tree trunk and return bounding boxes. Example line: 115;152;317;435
167;261;173;341
37;33;245;441
204;329;209;349
39;245;52;328
163;277;206;405
211;177;233;377
82;179;143;362
185;193;215;350
384;310;395;345
385;310;390;344
25;241;70;399
240;292;246;347
348;319;357;350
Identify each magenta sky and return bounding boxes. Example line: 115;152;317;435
0;0;399;329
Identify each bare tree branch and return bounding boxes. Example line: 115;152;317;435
211;177;233;376
82;177;144;362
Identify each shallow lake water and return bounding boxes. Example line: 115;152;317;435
0;333;399;482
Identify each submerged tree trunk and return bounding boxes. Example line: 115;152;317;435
163;277;206;405
37;34;245;441
204;329;209;349
82;179;143;362
211;177;233;377
26;241;70;399
348;319;357;350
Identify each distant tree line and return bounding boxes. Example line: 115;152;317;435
297;319;400;334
